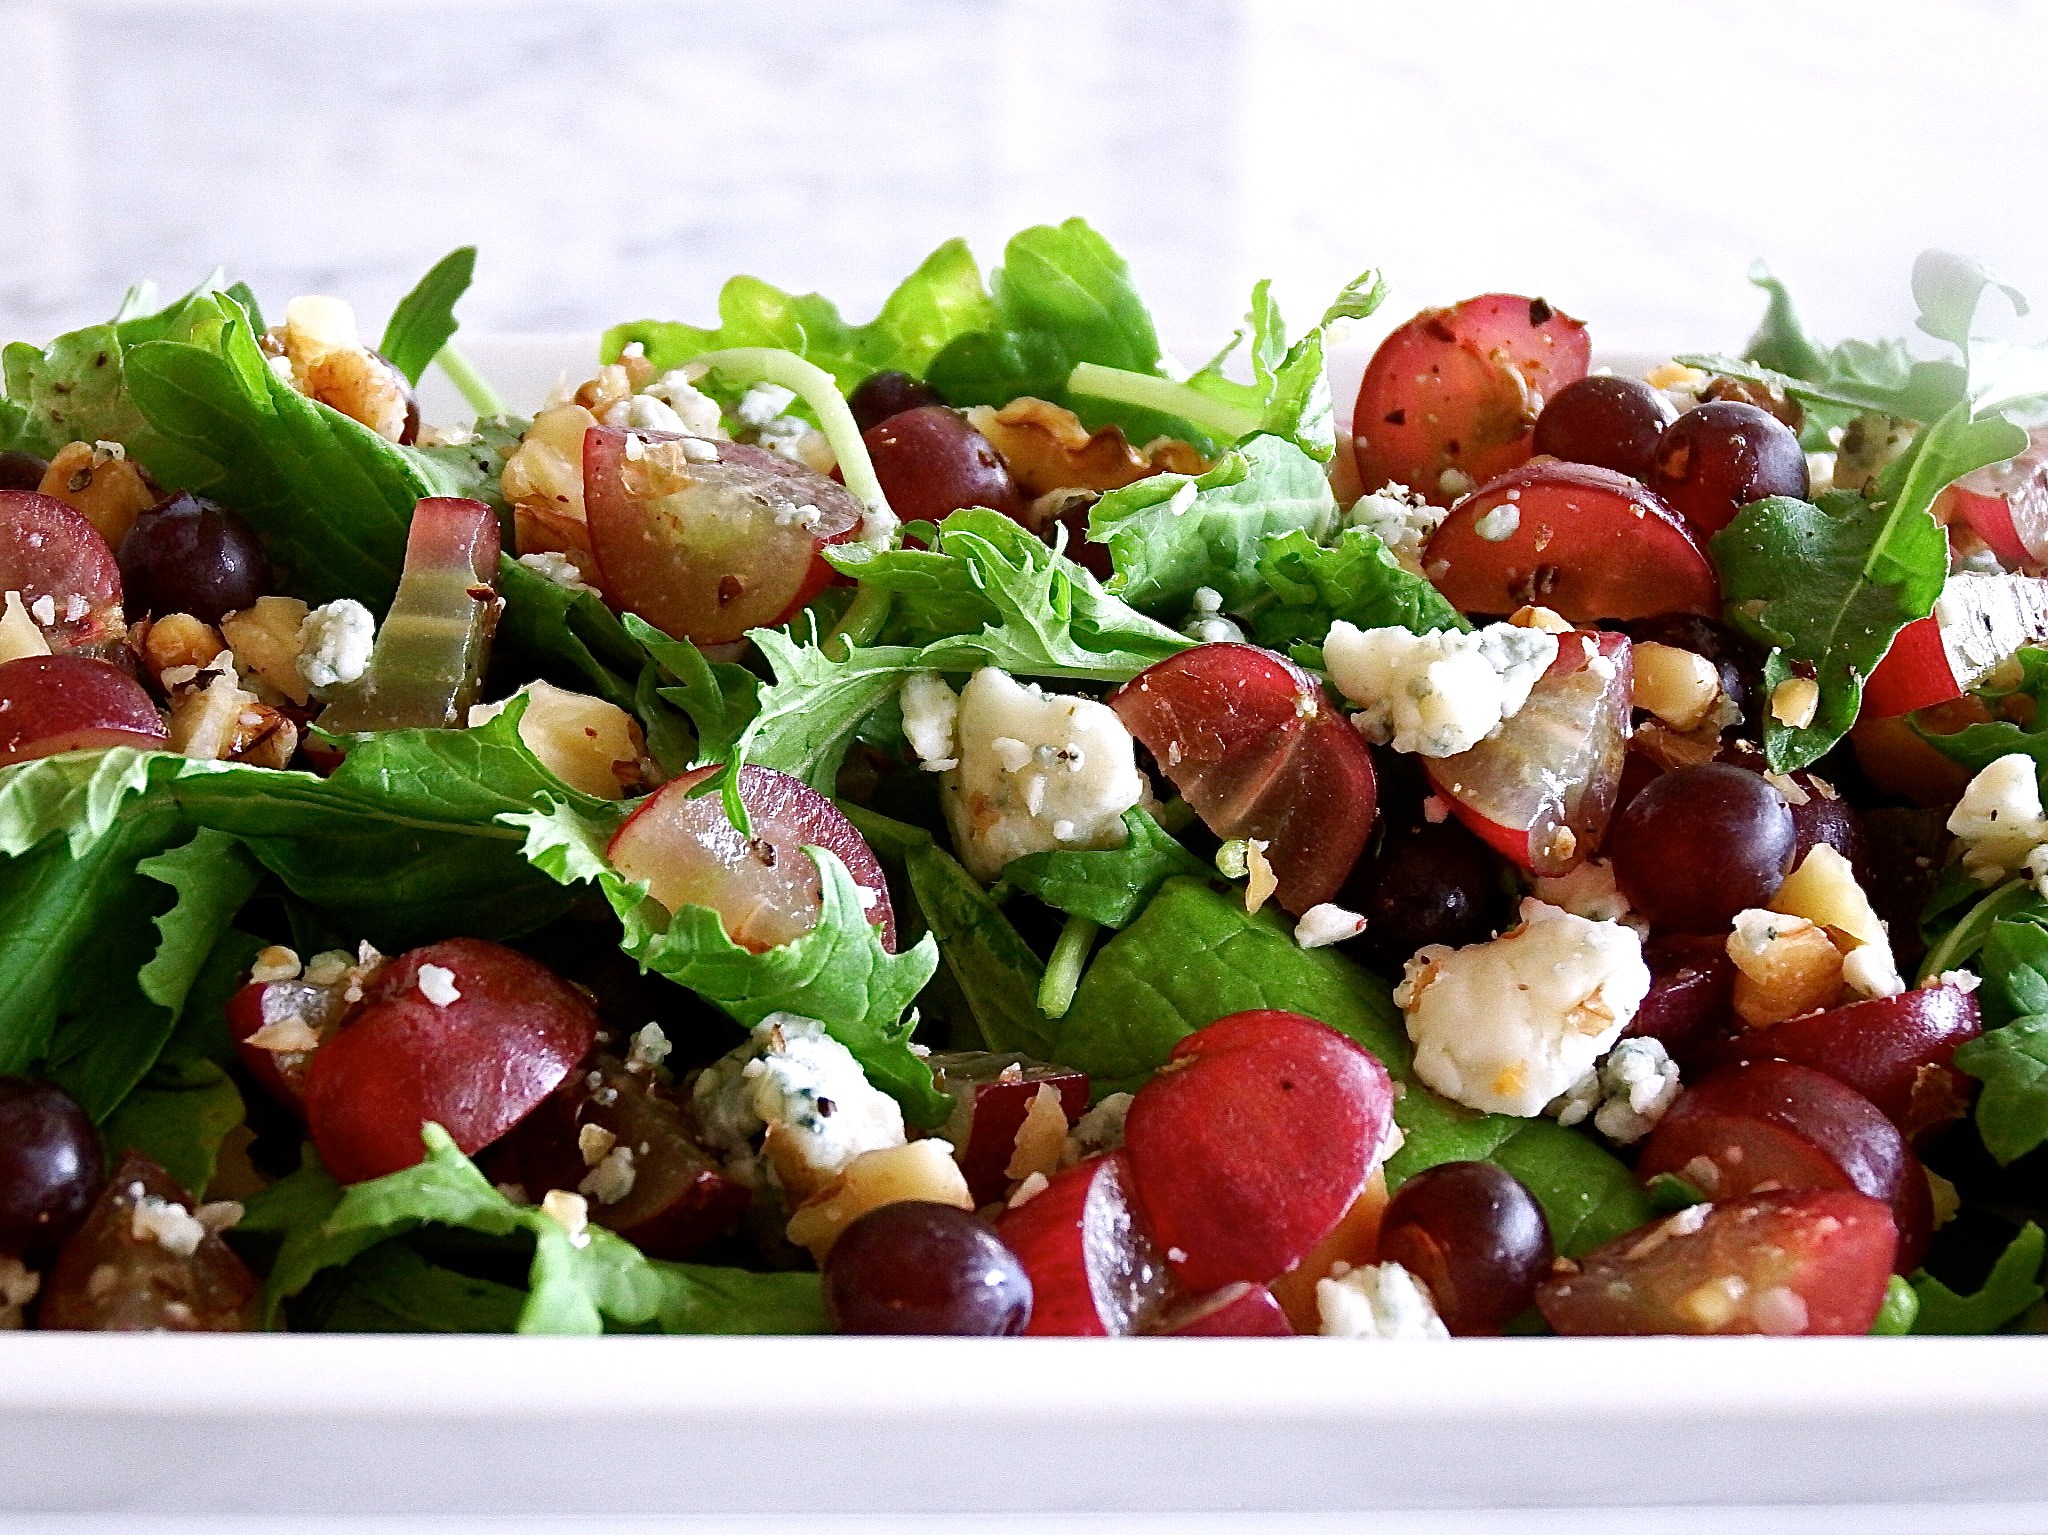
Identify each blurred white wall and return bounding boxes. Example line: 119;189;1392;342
5;0;2048;361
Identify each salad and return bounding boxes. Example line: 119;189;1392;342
2;223;2047;1340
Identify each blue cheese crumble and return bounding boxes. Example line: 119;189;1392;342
1317;1262;1450;1339
1323;621;1558;757
296;598;376;692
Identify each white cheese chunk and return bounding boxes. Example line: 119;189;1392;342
297;598;376;692
1323;621;1558;758
1948;753;2048;889
1317;1262;1450;1339
1395;898;1651;1117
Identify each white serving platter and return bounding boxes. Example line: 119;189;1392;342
7;338;2048;1529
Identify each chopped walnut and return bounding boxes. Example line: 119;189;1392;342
964;398;1207;497
138;614;228;688
220;597;312;706
1726;910;1844;1027
37;439;160;547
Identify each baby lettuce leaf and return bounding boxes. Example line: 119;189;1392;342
100;1056;247;1200
243;1128;826;1335
1912;1221;2047;1334
1086;434;1338;618
511;796;948;1126
1249;525;1469;661
298;1242;529;1334
604;236;998;391
1957;1017;2048;1165
1051;878;1649;1253
624;612;760;766
379;246;476;385
999;807;1208;930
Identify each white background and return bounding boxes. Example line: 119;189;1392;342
5;0;2048;370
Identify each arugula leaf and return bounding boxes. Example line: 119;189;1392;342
902;832;1052;1057
1086;435;1338;617
511;797;948;1125
1249;525;1469;661
1983;916;2048;1022
378;247;477;385
100;1057;246;1199
1957;1016;2048;1164
1050;877;1647;1252
244;1129;826;1335
605;237;997;393
1000;807;1209;929
1912;1221;2047;1334
1741;263;1832;381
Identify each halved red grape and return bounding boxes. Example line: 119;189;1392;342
1606;762;1794;932
117;492;271;624
0;654;166;765
1149;1282;1294;1336
929;1051;1090;1206
1424;461;1720;623
301;938;599;1184
1532;374;1677;480
0;453;47;492
1110;643;1377;914
1426;629;1632;876
824;1201;1033;1335
226;971;353;1107
38;1152;257;1331
995;1151;1171;1336
847;371;947;433
1948;427;2048;566
862;406;1023;524
1709;983;1981;1142
606;763;896;953
1626;933;1737;1067
1648;401;1809;538
1378;1161;1552;1336
0;1077;101;1260
0;489;124;652
1861;574;2048;720
1635;1060;1932;1271
1537;1190;1897;1336
583;427;862;645
1353;295;1590;502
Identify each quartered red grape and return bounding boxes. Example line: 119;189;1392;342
1149;1282;1295;1336
1648;401;1809;538
38;1152;257;1332
1110;643;1377;914
0;489;126;653
1532;374;1676;480
1635;1059;1932;1271
606;763;896;953
0;1077;102;1260
583;427;862;646
929;1051;1090;1207
995;1150;1171;1336
1607;762;1794;932
301;938;599;1184
824;1201;1033;1335
0;654;167;765
1424;461;1720;623
847;371;947;433
1538;1190;1897;1336
117;492;272;623
862;405;1024;524
1353;294;1590;502
1947;426;2048;566
1378;1161;1552;1335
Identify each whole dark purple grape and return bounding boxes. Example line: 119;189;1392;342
863;405;1023;524
1378;1161;1552;1335
1607;761;1795;932
1532;375;1677;480
0;1076;102;1260
1620;612;1763;730
0;451;49;492
847;371;947;433
1345;816;1512;976
823;1201;1032;1335
1648;401;1809;537
118;493;272;623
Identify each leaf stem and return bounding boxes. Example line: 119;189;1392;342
685;347;897;534
822;585;893;656
1919;876;2040;982
434;343;505;419
1067;361;1261;442
1036;913;1100;1019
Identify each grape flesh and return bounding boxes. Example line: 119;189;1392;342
824;1201;1033;1335
0;1077;102;1260
1378;1161;1552;1335
1607;762;1795;931
118;492;272;623
1532;375;1676;480
1648;402;1809;536
847;371;946;433
862;405;1024;524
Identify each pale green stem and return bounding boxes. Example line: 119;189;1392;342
1918;876;2038;983
434;343;505;419
685;347;896;527
1036;914;1100;1020
1067;360;1262;442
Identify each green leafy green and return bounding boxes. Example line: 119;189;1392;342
1920;647;2048;784
1871;1274;1921;1335
1000;807;1209;929
511;796;947;1125
1983;916;2048;1022
899;830;1052;1057
605;236;998;392
1049;878;1648;1252
1957;1016;2048;1164
1086;435;1338;617
299;1242;528;1334
379;247;477;385
243;1129;826;1335
1912;1221;2046;1334
1249;525;1469;661
100;1057;246;1199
